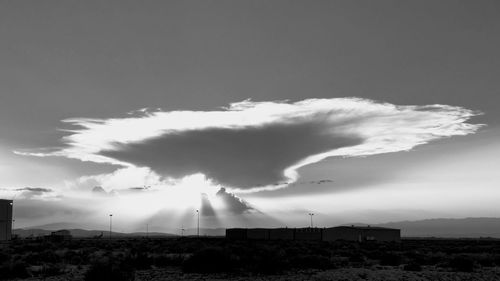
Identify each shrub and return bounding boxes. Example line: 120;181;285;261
182;247;234;273
69;255;84;265
249;247;287;274
380;252;403;266
449;256;475;272
0;261;30;280
153;254;184;267
84;261;135;281
289;254;332;269
38;263;64;277
0;252;10;264
403;262;422;272
348;253;366;265
126;253;152;270
475;253;495;267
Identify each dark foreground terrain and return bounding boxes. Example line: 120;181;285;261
1;237;500;280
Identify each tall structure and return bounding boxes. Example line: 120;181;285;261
196;209;200;237
0;199;13;241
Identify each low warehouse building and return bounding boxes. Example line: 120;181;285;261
45;229;72;242
226;225;400;242
226;228;247;240
269;228;295;240
295;227;322;240
247;228;270;240
323;226;400;242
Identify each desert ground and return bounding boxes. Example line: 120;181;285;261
2;237;500;280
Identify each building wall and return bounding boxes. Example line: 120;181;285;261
322;227;400;242
225;226;400;242
322;227;363;242
269;228;295;240
294;228;322;240
363;228;401;242
247;228;270;240
226;228;247;240
0;200;13;241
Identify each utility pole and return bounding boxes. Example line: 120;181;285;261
308;213;314;228
196;209;200;237
9;201;13;240
109;214;113;240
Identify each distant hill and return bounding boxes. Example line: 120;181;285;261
17;217;500;238
13;228;176;238
13;228;52;237
377;217;500;238
27;222;84;231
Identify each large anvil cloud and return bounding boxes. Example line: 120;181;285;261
16;98;482;190
102;121;361;188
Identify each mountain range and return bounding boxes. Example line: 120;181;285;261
15;217;500;238
377;217;500;238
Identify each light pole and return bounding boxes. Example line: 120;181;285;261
308;213;314;228
109;214;113;240
146;224;149;238
9;202;13;239
196;210;200;237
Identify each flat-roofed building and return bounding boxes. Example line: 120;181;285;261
226;228;248;240
247;228;270;240
226;225;400;242
295;227;322;240
322;226;400;242
269;228;295;240
0;199;13;241
46;229;72;242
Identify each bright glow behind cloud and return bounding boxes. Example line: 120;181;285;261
16;98;482;191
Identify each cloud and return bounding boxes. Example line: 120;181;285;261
19;188;52;199
200;193;216;217
16;98;482;191
91;186;113;197
16;187;53;193
309;179;333;185
74;167;161;192
0;187;54;200
101;120;361;188
216;187;254;214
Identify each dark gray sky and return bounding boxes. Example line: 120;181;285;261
1;0;499;229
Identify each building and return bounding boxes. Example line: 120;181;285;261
269;228;295;240
46;229;72;242
246;228;270;240
226;228;247;239
295;227;323;240
226;225;400;242
0;199;13;241
322;226;401;242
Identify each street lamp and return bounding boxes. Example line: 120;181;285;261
109;214;113;240
9;202;13;240
308;213;314;228
196;210;200;237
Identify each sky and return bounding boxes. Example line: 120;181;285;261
0;0;499;232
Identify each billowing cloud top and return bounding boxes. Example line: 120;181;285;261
16;98;481;190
